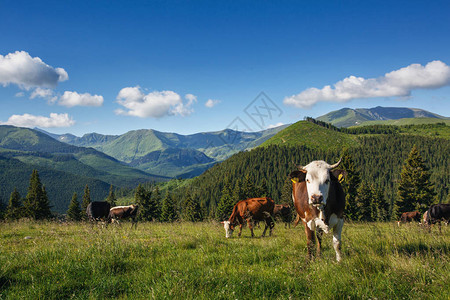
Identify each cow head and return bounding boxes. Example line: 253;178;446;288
290;158;344;208
221;221;234;238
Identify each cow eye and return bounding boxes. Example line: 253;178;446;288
306;179;310;183
325;179;330;184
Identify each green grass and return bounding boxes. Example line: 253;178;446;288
0;220;449;299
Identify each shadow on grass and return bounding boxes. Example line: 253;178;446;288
396;242;449;256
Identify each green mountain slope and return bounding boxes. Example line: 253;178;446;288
0;155;111;214
0;126;167;186
317;106;447;127
260;121;359;150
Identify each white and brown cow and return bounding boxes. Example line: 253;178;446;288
108;205;139;228
290;159;346;261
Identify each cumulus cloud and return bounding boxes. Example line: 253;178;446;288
0;113;75;128
115;86;196;118
30;88;54;100
205;99;221;108
284;60;450;108
0;51;68;90
58;91;104;107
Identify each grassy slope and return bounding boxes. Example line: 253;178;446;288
0;221;448;299
355;117;450;126
260;121;359;150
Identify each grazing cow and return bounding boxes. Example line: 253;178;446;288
221;197;275;238
86;201;111;222
397;211;421;226
290;159;346;261
273;204;293;228
108;205;139;228
424;203;450;232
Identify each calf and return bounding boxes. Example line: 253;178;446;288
221;197;275;238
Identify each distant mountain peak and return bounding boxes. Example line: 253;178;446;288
317;106;447;127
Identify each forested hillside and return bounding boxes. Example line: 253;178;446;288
179;130;449;220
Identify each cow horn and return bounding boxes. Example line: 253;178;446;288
329;157;342;169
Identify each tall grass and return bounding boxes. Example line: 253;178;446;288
0;220;448;299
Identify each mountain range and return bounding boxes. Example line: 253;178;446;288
38;126;288;178
317;106;448;127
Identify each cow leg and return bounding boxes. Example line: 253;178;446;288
332;218;344;262
261;217;274;237
248;219;255;238
304;224;315;260
316;229;323;257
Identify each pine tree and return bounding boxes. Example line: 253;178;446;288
160;191;177;222
135;184;159;221
183;191;203;222
355;182;374;221
5;188;23;220
242;174;256;199
23;170;52;220
341;151;361;221
106;184;117;207
215;180;234;221
81;184;91;220
397;145;436;214
67;193;82;221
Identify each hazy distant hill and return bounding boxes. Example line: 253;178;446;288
317;106;447;127
40;126;288;178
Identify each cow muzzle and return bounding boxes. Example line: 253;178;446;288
310;194;323;206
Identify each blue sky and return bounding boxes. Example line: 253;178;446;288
1;0;449;136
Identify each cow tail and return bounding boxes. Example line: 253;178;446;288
229;203;239;224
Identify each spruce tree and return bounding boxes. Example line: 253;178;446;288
106;184;117;207
67;193;82;221
397;145;436;214
5;188;23;220
183;191;203;222
341;151;361;221
23;170;52;220
215;180;234;221
135;184;159;221
242;174;256;200
160;191;177;222
355;182;374;221
81;184;91;220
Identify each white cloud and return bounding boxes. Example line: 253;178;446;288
267;122;285;129
30;88;54;100
0;51;68;90
15;92;25;97
0;113;75;128
115;86;196;118
284;60;450;108
205;99;221;108
58;91;104;107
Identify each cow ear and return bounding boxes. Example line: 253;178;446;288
330;169;347;183
289;170;306;183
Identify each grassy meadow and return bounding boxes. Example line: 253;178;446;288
0;220;449;299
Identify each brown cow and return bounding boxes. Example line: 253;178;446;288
108;205;139;228
273;204;292;228
290;159;346;261
397;211;421;226
221;197;275;238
